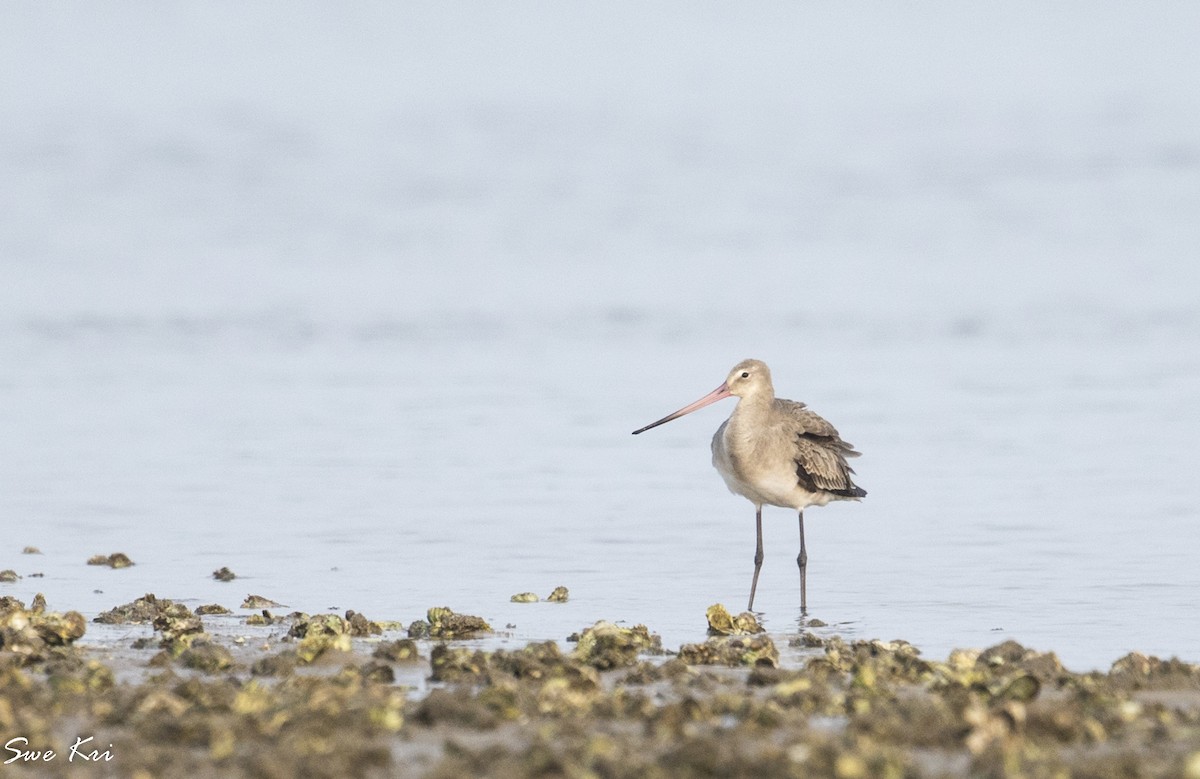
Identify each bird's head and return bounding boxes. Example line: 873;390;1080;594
724;359;773;399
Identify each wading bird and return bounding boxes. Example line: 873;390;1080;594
632;359;865;612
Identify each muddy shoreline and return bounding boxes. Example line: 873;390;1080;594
3;592;1200;778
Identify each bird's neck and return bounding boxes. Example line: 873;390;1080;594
732;392;774;419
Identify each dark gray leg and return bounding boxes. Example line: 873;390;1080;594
747;505;764;611
797;510;808;613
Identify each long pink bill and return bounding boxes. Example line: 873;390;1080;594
631;383;732;435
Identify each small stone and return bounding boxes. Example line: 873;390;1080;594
546;586;569;602
195;604;231;615
0;570;18;583
212;567;237;582
511;592;539;603
21;546;41;554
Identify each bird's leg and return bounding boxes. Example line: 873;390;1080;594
747;505;764;611
797;510;808;614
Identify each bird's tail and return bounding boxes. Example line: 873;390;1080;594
833;484;867;499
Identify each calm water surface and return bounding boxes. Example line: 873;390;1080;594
2;3;1199;670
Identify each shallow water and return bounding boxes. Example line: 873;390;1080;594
2;3;1199;671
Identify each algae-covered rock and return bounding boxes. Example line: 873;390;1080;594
989;672;1041;702
430;644;490;682
346;610;384;637
251;649;299;677
571;621;662;670
0;598;87;662
212;567;237;582
705;603;764;635
0;570;18;583
373;639;421;663
491;641;599;689
179;641;235;673
34;610;88;646
790;632;825;648
427;607;492;639
287;613;356;664
511;592;539;603
87;552;134;568
678;635;779;668
289;612;352;639
196;604;231;616
1109;651;1200;691
245;610;282;626
546;586;569;603
929;640;1063;698
978;640;1066;683
241;594;285;609
94;593;210;655
296;631;353;664
96;593;179;624
155;607;206;655
358;660;396;684
414;686;500;728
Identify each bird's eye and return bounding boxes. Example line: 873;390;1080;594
740;371;750;378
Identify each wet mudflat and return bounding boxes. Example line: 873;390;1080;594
4;593;1200;779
